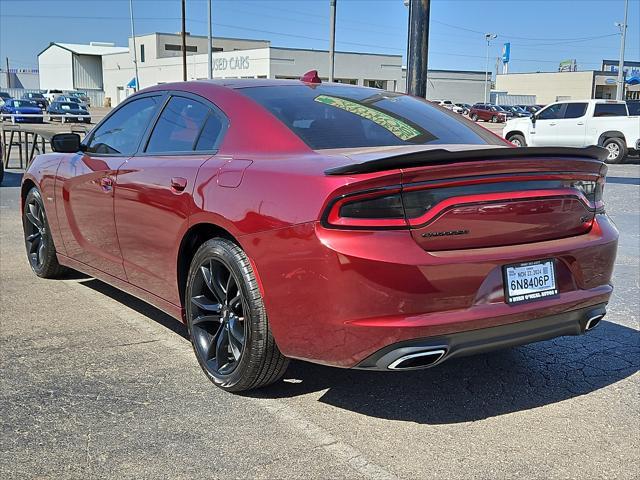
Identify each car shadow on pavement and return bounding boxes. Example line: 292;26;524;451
251;321;639;424
76;277;638;424
78;278;189;339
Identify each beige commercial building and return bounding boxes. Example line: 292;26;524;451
495;60;640;104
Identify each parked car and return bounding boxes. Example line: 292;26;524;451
500;105;531;117
22;79;618;392
455;103;472;115
54;95;88;109
518;105;541;115
503;99;640;163
21;92;49;110
48;101;91;123
438;100;464;114
0;91;11;108
626;100;640;116
469;103;508;122
65;91;91;108
0;99;43;123
43;89;63;104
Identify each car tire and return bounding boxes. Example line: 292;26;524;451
22;187;68;278
470;113;478;121
602;137;626;164
508;134;527;147
186;237;289;392
491;115;498;123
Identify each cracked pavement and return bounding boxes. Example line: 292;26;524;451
1;165;638;479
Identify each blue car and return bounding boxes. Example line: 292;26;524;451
0;99;44;123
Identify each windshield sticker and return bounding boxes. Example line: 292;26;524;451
314;94;424;141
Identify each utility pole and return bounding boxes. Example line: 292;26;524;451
207;0;213;79
129;0;139;91
406;0;430;97
329;0;337;82
615;0;629;100
484;33;497;104
5;57;10;89
181;0;187;81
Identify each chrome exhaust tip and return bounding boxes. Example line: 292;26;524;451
585;314;604;331
387;349;447;370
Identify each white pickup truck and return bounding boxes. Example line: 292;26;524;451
503;99;640;163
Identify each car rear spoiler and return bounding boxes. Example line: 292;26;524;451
325;146;608;175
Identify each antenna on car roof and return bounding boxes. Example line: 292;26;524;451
300;70;321;84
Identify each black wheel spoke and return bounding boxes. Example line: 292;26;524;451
214;326;231;370
26;232;41;243
210;261;229;301
191;295;222;314
228;316;244;361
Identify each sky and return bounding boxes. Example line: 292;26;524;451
0;0;638;74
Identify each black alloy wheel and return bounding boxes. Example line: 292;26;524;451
190;257;247;376
186;238;289;392
22;187;67;278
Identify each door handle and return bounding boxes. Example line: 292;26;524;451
577;122;585;125
99;176;113;191
549;122;557;126
170;177;187;192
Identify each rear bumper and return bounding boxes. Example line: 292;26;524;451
356;303;607;370
245;214;618;368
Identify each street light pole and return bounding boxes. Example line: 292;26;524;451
207;0;213;79
181;0;187;81
484;33;497;104
129;0;139;92
329;0;337;82
616;0;629;100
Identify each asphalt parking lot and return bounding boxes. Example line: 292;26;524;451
1;164;638;479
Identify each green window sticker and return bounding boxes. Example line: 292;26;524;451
314;94;423;141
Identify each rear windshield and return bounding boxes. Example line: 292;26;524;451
239;85;501;149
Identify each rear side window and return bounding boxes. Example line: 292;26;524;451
627;101;640;116
146;96;210;153
240;85;501;150
87;96;160;155
593;103;628;117
195;114;224;151
563;103;587;119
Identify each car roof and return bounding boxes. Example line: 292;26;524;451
142;78;365;92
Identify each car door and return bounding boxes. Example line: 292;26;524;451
114;93;228;305
55;94;163;278
551;102;588;146
530;103;565;146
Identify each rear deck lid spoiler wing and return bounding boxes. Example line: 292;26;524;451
324;146;608;175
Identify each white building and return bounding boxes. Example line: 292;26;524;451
38;42;129;95
38;33;489;107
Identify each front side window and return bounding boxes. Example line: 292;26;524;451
86;96;160;155
537;103;565;120
593;103;627;117
146;96;210;153
239;85;501;150
563;103;587;119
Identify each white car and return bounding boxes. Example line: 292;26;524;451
503;99;640;163
438;100;464;114
43;89;63;104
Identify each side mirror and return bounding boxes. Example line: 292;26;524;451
531;114;537;125
51;133;84;153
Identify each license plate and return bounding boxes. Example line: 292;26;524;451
503;259;558;304
78;117;85;121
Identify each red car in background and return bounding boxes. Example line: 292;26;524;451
21;77;618;392
469;103;508;123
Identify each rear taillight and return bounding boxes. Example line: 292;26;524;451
323;177;605;229
325;188;407;229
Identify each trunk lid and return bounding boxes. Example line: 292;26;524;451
324;145;606;251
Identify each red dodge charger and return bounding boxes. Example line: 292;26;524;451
21;77;618;392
